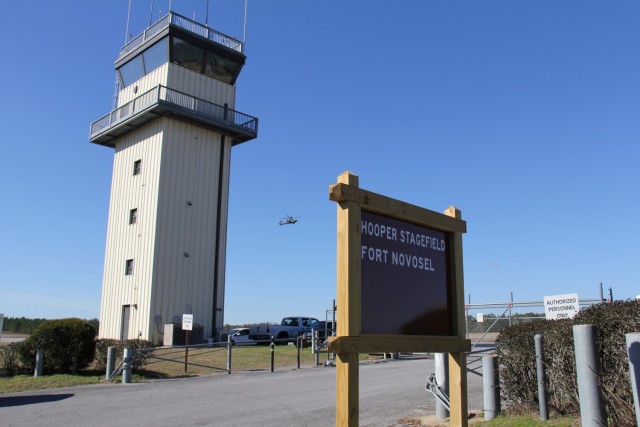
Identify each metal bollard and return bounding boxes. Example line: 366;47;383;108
122;348;133;384
313;330;320;366
435;353;449;420
573;325;606;426
626;333;640;426
482;355;500;420
227;335;233;374
270;337;275;372
34;348;44;377
296;336;301;369
106;346;116;380
534;334;549;421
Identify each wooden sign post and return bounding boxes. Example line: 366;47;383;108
328;171;470;427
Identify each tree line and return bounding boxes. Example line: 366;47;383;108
2;317;99;335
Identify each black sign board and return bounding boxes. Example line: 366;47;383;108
360;210;452;336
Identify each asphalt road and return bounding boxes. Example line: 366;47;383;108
0;356;484;426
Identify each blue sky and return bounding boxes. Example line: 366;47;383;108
0;1;638;324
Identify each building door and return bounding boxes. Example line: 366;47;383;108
121;305;131;341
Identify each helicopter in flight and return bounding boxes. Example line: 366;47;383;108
279;215;300;226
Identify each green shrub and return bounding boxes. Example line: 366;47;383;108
94;338;153;372
496;299;640;426
94;339;119;370
0;344;21;376
16;339;37;374
495;319;548;410
574;300;640;425
19;318;96;375
539;319;577;415
123;339;153;371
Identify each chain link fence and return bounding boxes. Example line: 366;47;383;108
465;299;603;353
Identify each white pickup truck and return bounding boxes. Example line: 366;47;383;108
249;316;319;342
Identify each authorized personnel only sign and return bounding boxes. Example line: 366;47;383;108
182;314;193;331
544;293;580;320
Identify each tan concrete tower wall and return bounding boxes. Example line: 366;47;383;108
167;63;236;108
98;120;164;341
149;119;230;342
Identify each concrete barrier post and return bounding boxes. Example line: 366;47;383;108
34;348;44;377
314;330;320;366
482;355;500;420
435;353;449;419
227;335;233;374
106;346;116;380
270;337;275;373
534;334;549;421
122;348;133;384
625;333;640;426
573;325;606;426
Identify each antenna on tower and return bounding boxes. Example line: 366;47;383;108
206;0;210;26
149;0;155;26
125;0;132;43
243;0;248;43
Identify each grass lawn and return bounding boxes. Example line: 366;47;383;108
0;373;104;393
481;414;578;426
0;344;378;393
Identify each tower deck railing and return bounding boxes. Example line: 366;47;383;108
120;11;243;59
90;85;258;143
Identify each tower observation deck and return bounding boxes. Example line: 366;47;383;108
90;12;258;148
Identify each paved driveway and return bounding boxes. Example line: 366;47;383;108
0;357;484;426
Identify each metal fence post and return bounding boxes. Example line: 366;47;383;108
508;292;513;327
106;346;116;380
465;295;470;339
122;348;133;384
227;335;233;374
482;355;500;420
313;330;320;366
34;348;43;377
626;333;640;426
573;325;606;426
270;336;275;373
534;334;549;421
435;353;449;420
296;336;301;369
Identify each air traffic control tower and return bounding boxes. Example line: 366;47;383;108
90;12;258;344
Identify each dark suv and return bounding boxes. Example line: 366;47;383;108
302;320;335;340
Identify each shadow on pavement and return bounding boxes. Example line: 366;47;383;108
0;393;74;407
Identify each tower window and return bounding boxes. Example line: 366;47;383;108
117;37;168;87
129;208;138;225
170;36;241;84
125;259;134;276
118;55;144;88
133;160;142;175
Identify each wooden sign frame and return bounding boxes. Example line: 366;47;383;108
328;171;471;427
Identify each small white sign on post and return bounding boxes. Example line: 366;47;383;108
476;313;484;323
182;314;193;331
544;293;580;320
